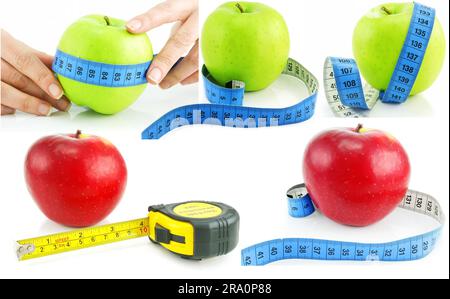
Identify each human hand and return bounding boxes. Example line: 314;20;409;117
126;0;198;89
1;29;71;116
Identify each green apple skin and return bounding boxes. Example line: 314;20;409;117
201;2;290;92
57;15;153;114
353;3;446;96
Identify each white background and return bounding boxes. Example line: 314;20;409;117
0;0;449;279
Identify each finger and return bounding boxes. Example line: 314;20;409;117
1;105;15;115
1;31;63;99
170;21;182;36
34;51;54;69
126;0;196;33
1;60;71;111
147;11;198;84
1;82;52;116
180;71;198;85
159;41;198;89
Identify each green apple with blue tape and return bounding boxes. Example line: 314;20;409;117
57;15;153;114
201;2;290;92
353;2;445;96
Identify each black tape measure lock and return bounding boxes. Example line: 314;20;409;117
148;202;239;260
16;201;239;261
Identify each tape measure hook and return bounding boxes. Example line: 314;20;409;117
287;183;308;199
16;243;35;259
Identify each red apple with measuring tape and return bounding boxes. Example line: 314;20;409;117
24;131;127;227
303;124;410;227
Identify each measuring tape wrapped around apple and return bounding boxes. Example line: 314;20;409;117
141;2;318;139
52;15;154;115
241;125;445;265
324;2;445;117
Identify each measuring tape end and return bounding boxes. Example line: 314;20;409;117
16;242;35;261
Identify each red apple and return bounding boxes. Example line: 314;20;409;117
25;130;127;227
303;124;410;227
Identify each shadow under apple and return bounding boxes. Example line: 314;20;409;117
372;93;433;117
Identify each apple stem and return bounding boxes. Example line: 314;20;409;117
381;6;392;15
104;16;111;26
235;3;244;13
75;130;82;139
355;124;363;133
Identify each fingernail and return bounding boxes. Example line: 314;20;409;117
49;83;63;99
159;82;169;89
63;101;72;112
38;104;51;116
148;67;162;84
127;19;142;31
57;98;72;112
159;80;172;90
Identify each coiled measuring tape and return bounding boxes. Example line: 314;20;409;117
52;50;152;87
324;2;435;117
17;201;239;261
141;58;318;139
241;184;444;266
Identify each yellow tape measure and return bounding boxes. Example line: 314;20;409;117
17;201;239;261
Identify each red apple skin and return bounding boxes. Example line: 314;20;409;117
24;132;127;227
303;127;410;227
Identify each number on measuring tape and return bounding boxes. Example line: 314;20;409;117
16;218;150;261
323;2;435;117
52;50;151;87
141;58;318;139
241;185;444;266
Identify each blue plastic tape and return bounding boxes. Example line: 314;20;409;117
52;52;317;138
141;58;318;139
52;50;152;87
324;2;435;117
241;184;444;265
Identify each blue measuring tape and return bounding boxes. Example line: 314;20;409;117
52;49;152;87
141;58;318;139
324;2;435;117
241;184;444;265
52;50;317;137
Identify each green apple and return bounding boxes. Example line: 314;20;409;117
201;2;290;92
353;3;445;96
57;15;153;114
